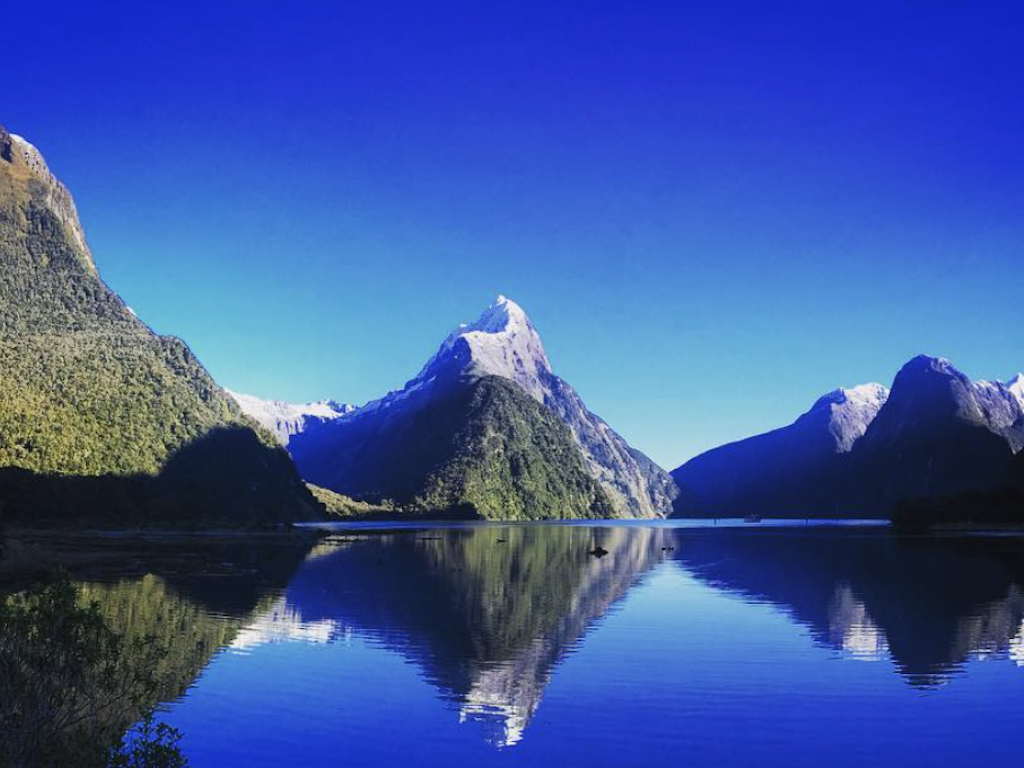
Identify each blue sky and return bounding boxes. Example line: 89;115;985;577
3;2;1022;467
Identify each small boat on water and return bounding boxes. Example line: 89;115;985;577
743;515;763;523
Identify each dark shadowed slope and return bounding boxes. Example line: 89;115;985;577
672;384;888;516
673;356;1024;519
850;356;1023;512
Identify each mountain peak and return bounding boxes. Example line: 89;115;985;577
875;356;1024;452
459;294;532;336
310;294;677;517
0;126;94;273
413;296;552;400
893;354;972;390
903;354;955;372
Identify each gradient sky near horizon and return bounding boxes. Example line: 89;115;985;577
4;2;1022;467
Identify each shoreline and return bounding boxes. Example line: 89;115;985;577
0;526;324;585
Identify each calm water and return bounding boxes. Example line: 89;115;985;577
77;523;1024;766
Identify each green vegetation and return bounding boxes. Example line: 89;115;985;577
300;375;612;519
306;483;396;517
0;123;317;526
0;573;190;768
411;377;614;519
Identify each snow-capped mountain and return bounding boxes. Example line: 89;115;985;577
288;296;679;518
227;390;353;446
672;381;889;516
849;356;1024;509
354;295;553;416
857;357;1024;454
396;296;677;516
674;355;1024;518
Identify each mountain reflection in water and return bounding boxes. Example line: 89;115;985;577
47;523;1024;765
277;525;669;746
670;528;1024;686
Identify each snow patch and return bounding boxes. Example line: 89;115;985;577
812;382;889;452
1008;373;1024;412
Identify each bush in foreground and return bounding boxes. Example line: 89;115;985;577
0;573;188;768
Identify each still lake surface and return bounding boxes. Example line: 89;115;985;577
77;521;1024;767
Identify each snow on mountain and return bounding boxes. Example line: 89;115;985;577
805;382;890;453
425;295;552;400
972;378;1024;437
1007;373;1024;412
227;390;353;446
360;296;553;416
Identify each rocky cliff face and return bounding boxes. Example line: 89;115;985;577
1009;374;1024;411
3;128;93;271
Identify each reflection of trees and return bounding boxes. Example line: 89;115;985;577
283;525;668;746
671;529;1024;685
0;535;313;766
0;576;176;768
79;576;254;705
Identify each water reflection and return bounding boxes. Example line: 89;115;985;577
67;536;314;706
278;526;669;746
669;528;1024;685
0;535;312;765
46;525;1024;754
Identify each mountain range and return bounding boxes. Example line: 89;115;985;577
673;355;1024;517
2;122;1021;526
0;124;318;525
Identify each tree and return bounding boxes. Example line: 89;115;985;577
0;573;188;768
